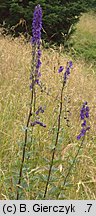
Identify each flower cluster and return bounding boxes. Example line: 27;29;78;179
31;120;46;127
30;5;42;90
77;102;90;140
64;61;72;84
58;61;72;84
35;106;44;115
31;106;46;128
32;4;42;45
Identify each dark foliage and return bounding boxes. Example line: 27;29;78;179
0;0;96;44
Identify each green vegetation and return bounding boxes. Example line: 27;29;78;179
0;0;96;44
70;12;96;64
0;11;96;199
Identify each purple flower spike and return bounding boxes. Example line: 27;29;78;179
77;102;90;140
64;61;72;84
30;5;42;90
32;5;42;45
58;61;72;84
58;66;64;73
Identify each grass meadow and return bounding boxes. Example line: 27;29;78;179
70;11;96;63
0;12;96;200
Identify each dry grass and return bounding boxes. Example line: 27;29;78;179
0;31;96;199
77;12;96;34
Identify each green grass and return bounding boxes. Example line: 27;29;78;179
70;11;96;64
0;12;96;199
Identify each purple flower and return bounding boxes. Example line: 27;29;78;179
81;120;86;127
86;106;89;112
58;61;72;84
81;128;86;136
64;61;72;84
80;103;89;120
30;5;42;89
32;5;42;45
69;61;73;68
77;134;82;140
36;59;42;69
66;67;70;75
77;102;90;140
64;72;67;82
31;120;46;128
38;50;41;57
36;106;44;115
80;113;85;120
85;111;89;118
36;120;46;127
35;79;40;85
80;108;85;120
58;66;64;73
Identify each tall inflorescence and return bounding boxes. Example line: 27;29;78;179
58;61;73;84
16;5;43;200
58;61;73;126
56;102;90;199
77;102;90;140
30;5;46;128
43;61;73;198
30;4;42;90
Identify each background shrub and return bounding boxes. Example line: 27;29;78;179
0;0;96;44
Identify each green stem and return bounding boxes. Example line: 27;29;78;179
16;88;34;200
43;81;65;199
57;136;85;199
